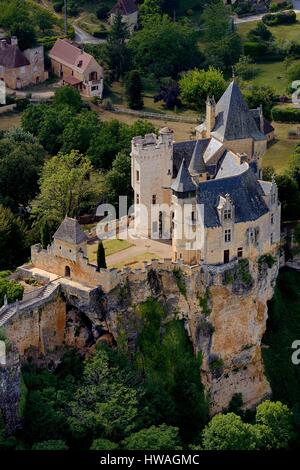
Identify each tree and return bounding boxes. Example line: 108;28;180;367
90;438;118;450
34;9;53;33
243;85;275;120
0;137;45;212
125;70;144;110
53;86;83;112
287;63;300;82
106;11;130;79
201;413;258;450
67;347;140;441
154;79;180;110
139;0;162;22
32;150;95;224
202;0;232;43
105;151;132;209
62;110;100;154
0;206;29;270
179;67;226;110
123;424;182;450
0;274;24;307
40;217;59;249
247;21;274;43
129;15;202;79
32;440;68;450
255;400;294;449
275;174;300;221
234;56;258;81
0;0;37;50
97;240;107;270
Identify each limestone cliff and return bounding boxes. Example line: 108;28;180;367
1;257;279;418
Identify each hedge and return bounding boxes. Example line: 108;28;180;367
263;10;296;26
271;106;300;123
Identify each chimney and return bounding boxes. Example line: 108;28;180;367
259;104;264;134
10;36;18;46
206;96;216;137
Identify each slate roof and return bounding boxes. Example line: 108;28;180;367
111;0;137;15
49;39;93;72
171;159;196;193
173;140;210;177
54;217;88;244
212;81;266;142
0;43;30;68
189;140;207;175
197;168;269;227
250;109;274;135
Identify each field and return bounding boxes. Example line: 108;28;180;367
242;60;300;95
263;122;299;173
0;113;21;130
237;14;300;43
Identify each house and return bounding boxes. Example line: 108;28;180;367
0;37;48;89
49;39;104;98
131;80;281;266
109;0;138;33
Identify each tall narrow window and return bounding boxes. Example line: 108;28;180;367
224;229;231;243
224;208;232;220
152;194;157;205
136;194;139;204
136;170;140;182
270;233;273;244
271;213;274;224
191;211;196;222
237;247;243;258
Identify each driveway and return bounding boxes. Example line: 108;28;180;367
73;25;105;45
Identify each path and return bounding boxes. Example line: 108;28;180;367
73;24;104;45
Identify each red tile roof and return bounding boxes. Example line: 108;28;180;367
63;75;82;85
0;43;30;68
49;39;92;72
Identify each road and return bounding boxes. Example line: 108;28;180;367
73;24;105;45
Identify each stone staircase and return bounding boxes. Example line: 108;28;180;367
0;283;60;328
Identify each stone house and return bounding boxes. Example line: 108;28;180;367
0;37;48;90
109;0;138;33
131;80;281;266
49;39;104;98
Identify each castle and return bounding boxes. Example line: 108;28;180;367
131;80;281;265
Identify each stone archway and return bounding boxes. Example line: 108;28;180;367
65;266;71;278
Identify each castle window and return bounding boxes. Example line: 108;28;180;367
152;194;157;205
224;229;231;243
270;233;274;244
271;213;274;224
168;169;171;175
136;170;140;181
224;208;232;220
136;194;139;204
191;211;196;223
237;247;243;258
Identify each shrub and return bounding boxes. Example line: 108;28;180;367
173;268;187;297
96;5;110;20
263;11;296;26
287;63;300;82
271;106;300;123
244;41;268;60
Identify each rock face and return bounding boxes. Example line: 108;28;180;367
0;350;22;435
1;257;279;418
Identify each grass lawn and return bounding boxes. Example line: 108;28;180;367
237;14;300;43
263;121;299;173
87;239;133;263
110;252;159;269
109;81;199;119
242;59;300;95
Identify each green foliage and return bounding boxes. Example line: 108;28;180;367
287;63;300;82
0;132;45;212
90;438;118;450
31;150;94;224
271;106;300;123
247;21;274;43
234;55;258;81
198;289;211;316
53;86;83;112
128;14;202;79
0;0;36;50
263;11;296;27
275;173;300;221
263;269;300;408
243;85;275;121
136;299;207;442
209;357;224;372
125;70;144;110
172;268;187;297
255;400;294;449
0;206;29;270
32;440;68;450
123;424;182;450
97;240;107;270
202;413;258;450
258;254;276;270
179;67;226;110
105;151;133;210
228;393;243;415
106;11;130;80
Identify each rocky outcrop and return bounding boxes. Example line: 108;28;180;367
1;256;279;419
0;350;22;435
